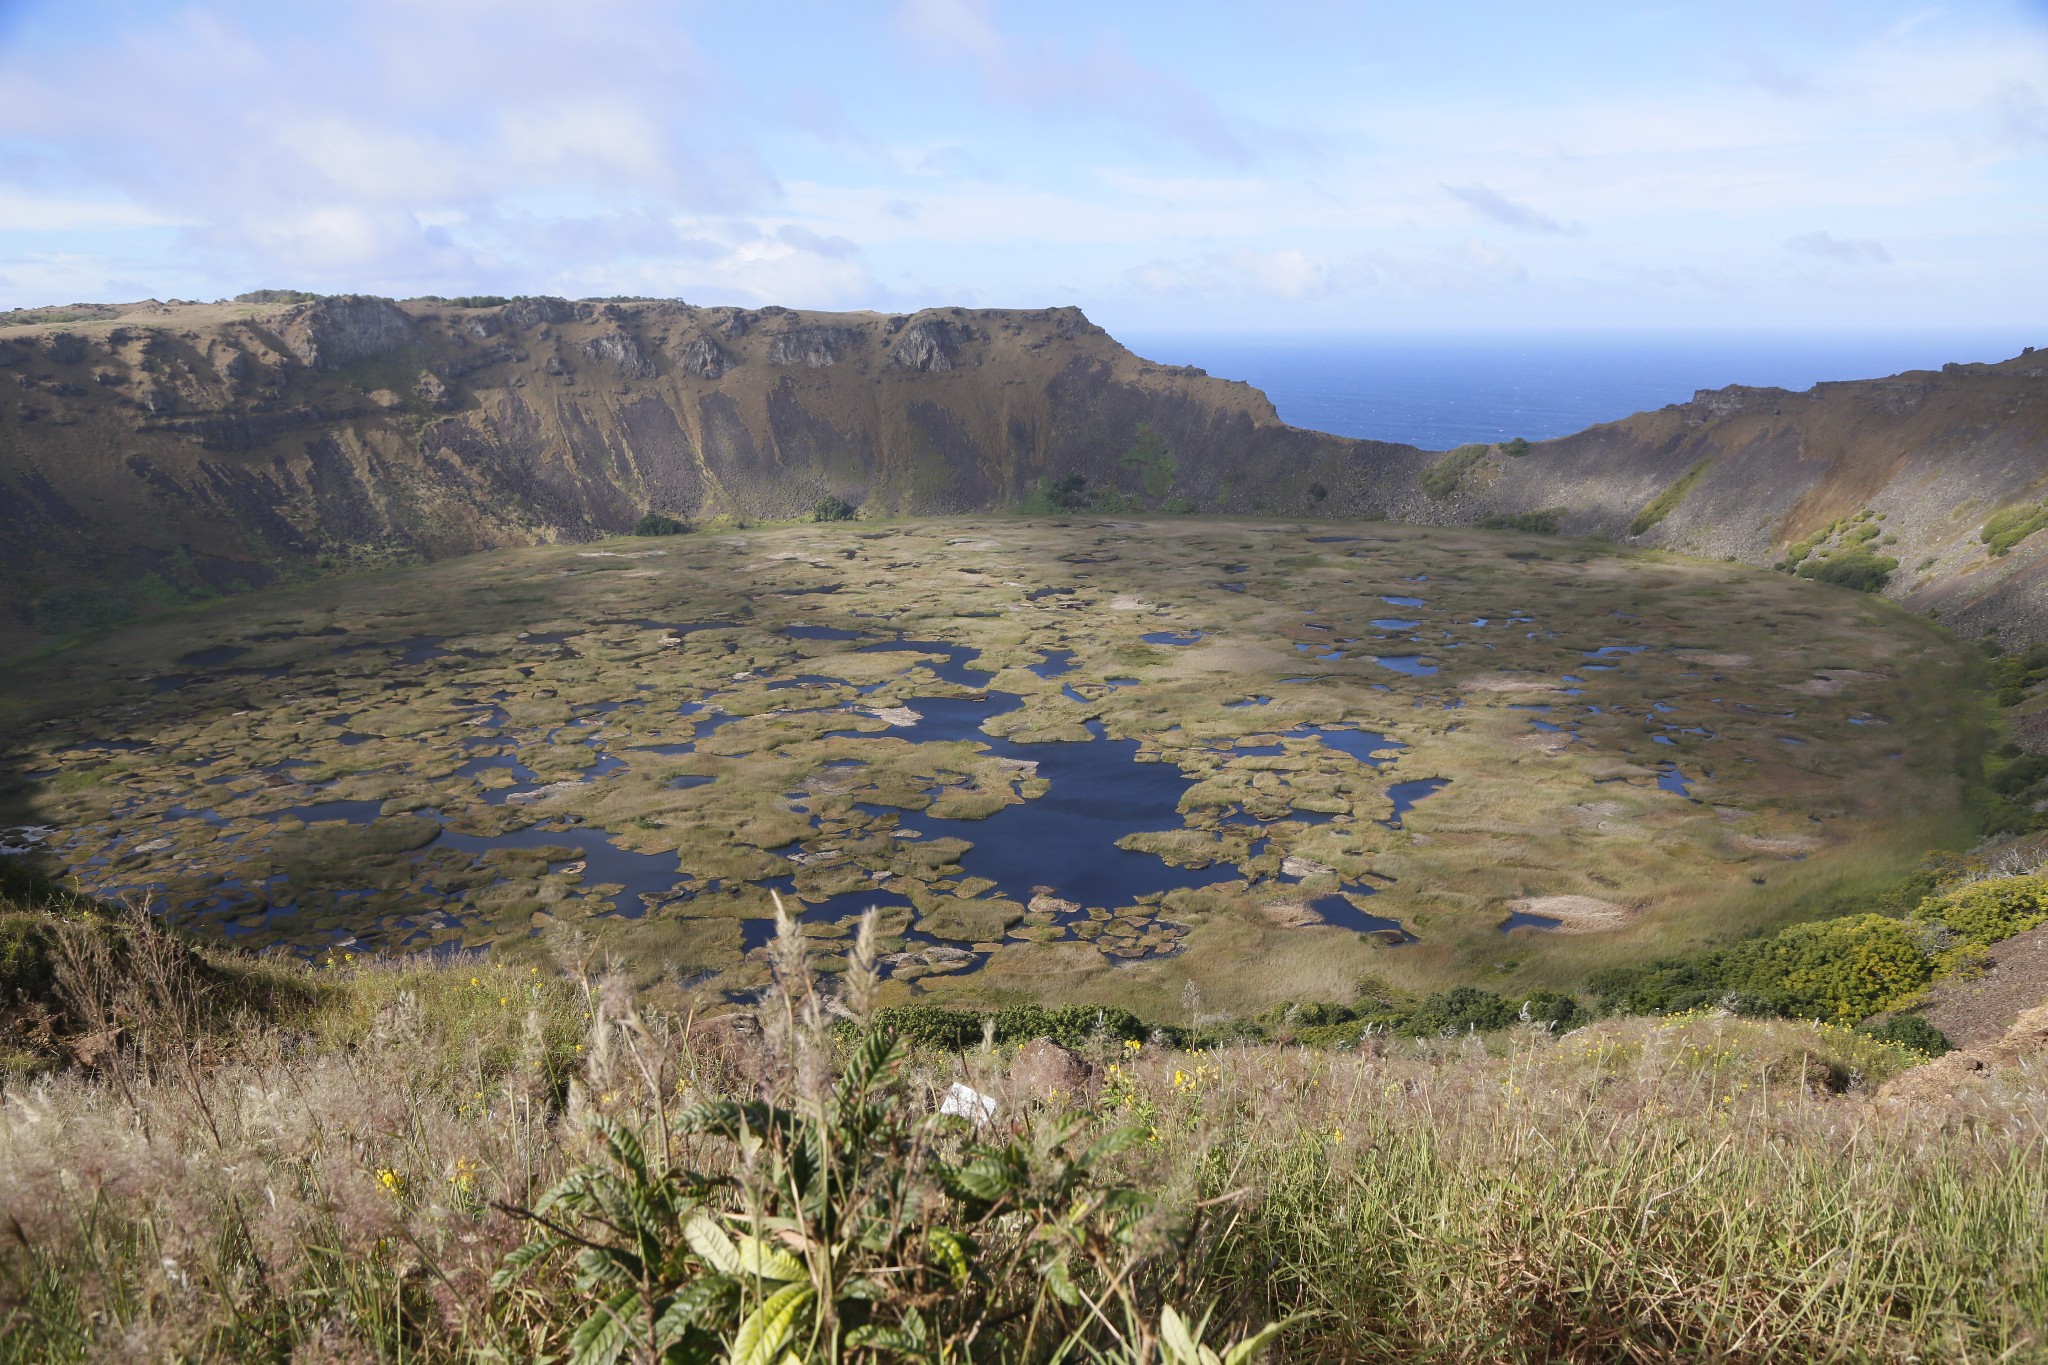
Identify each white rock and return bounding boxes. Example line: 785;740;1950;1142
939;1081;997;1125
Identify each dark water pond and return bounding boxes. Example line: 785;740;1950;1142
1385;777;1449;826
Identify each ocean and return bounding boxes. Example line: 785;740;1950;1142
1119;330;2043;451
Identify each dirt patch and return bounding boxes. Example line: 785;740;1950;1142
1506;895;1636;933
1259;898;1326;928
1877;1000;2048;1105
1918;923;2048;1048
1460;674;1563;695
1729;833;1824;857
1677;651;1752;668
1784;669;1885;697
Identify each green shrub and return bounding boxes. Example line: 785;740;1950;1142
1989;642;2048;705
1586;960;1724;1015
1715;913;1933;1022
631;512;689;536
1500;437;1532;457
1020;474;1091;515
1915;874;2048;948
813;495;857;523
1628;457;1712;536
1306;481;1328;502
871;1003;1151;1051
1517;990;1585;1031
1981;499;2048;556
1403;986;1517;1035
1796;549;1896;593
1419;444;1490;500
1855;1013;1952;1056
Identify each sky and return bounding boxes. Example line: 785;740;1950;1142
0;0;2044;334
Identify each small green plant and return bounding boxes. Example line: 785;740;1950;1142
498;911;1280;1363
1500;437;1532;458
1419;444;1490;500
631;512;690;537
812;496;857;523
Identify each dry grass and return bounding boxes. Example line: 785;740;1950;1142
0;905;2041;1361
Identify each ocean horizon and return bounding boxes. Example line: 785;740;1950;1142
1120;329;2044;451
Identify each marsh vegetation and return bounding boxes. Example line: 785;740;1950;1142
0;518;1982;1023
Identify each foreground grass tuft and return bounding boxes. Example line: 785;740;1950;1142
0;893;2042;1361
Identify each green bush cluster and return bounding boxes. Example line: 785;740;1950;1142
233;288;322;304
1799;549;1897;593
1988;640;2048;706
1500;436;1533;457
1020;473;1092;514
1419;444;1490;499
631;512;690;537
1855;1013;1953;1056
812;495;857;523
1589;868;2048;1034
1777;510;1896;592
1913;874;2048;948
871;1003;1149;1050
1980;499;2048;556
1477;509;1563;534
1628;457;1713;536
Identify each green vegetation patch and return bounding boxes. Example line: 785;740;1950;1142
1628;457;1713;537
632;512;690;536
1980;498;2048;556
1419;443;1490;499
1776;510;1897;592
1477;509;1563;534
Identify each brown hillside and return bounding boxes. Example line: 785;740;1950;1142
0;295;1425;656
2;294;2045;654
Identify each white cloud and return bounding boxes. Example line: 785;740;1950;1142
1784;231;1892;265
892;0;1261;166
1444;184;1582;236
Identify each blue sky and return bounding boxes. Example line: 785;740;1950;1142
0;0;2044;332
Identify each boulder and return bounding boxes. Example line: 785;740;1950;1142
1008;1037;1102;1104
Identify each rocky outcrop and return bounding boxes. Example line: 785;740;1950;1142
768;325;859;368
581;330;657;380
278;295;414;370
888;318;975;373
673;334;728;381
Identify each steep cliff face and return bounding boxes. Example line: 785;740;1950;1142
0;295;1422;653
1406;349;2048;640
2;292;2045;658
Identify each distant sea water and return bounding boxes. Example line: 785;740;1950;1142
1120;330;2044;451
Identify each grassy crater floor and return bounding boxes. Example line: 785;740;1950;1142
0;517;1985;1018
